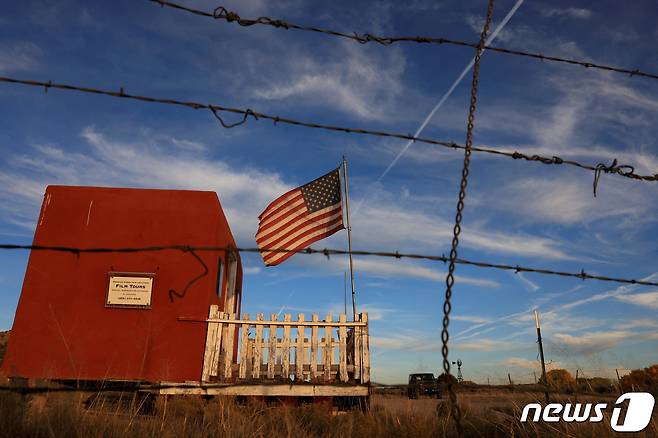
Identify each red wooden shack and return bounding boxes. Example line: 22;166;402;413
2;185;242;383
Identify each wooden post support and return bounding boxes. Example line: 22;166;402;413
295;314;305;381
616;369;623;395
508;373;513;386
311;313;319;380
222;312;236;379
282;314;291;379
361;313;370;383
238;313;250;379
338;314;348;382
323;314;332;382
353;316;361;381
253;313;263;379
267;314;277;379
202;305;221;382
212;311;225;378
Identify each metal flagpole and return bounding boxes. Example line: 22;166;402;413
342;156;357;320
344;272;348;315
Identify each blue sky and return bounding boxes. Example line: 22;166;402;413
1;0;657;384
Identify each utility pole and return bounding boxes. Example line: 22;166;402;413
533;371;537;384
534;309;549;403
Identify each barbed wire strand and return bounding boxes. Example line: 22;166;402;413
441;1;494;433
148;0;658;82
0;75;656;193
0;244;657;287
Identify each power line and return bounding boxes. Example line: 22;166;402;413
0;75;656;189
149;0;658;82
1;243;657;287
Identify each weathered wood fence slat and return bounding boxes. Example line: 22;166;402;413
202;306;370;384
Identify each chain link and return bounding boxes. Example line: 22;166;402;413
441;0;495;434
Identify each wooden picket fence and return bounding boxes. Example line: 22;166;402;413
201;306;370;384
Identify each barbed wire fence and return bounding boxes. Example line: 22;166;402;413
0;75;655;194
0;0;656;433
149;0;658;81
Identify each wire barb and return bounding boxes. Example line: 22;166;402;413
209;106;258;128
148;0;658;82
592;159;636;197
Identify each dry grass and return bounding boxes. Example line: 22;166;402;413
0;390;656;437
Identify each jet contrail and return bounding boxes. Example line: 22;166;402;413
354;0;526;215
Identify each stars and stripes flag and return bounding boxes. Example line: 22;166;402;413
256;167;344;266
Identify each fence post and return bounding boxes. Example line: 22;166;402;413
222;312;236;379
295;314;305;381
253;313;264;379
282;314;291;379
323;314;333;382
267;314;277;379
239;313;250;379
311;313;319;380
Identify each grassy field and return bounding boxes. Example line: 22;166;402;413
1;389;656;437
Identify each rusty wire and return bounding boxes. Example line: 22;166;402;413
1;244;655;287
148;0;658;82
441;0;494;433
0;75;656;192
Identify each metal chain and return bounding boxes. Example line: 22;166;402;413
441;0;495;434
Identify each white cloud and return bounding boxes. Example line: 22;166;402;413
0;127;291;243
348;258;500;287
511;271;540;292
616;291;658;309
541;8;592;20
501;357;562;371
452;315;491;324
613;318;658;330
170;138;206;152
352;199;575;260
251;42;406;121
0;42;40;73
552;330;631;355
496;175;649;225
371;331;516;353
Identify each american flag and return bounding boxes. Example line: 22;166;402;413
256;167;344;266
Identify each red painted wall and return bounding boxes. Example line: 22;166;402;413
2;186;242;383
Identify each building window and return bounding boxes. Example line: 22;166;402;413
216;257;223;299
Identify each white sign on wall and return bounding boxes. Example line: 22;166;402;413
106;273;154;308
